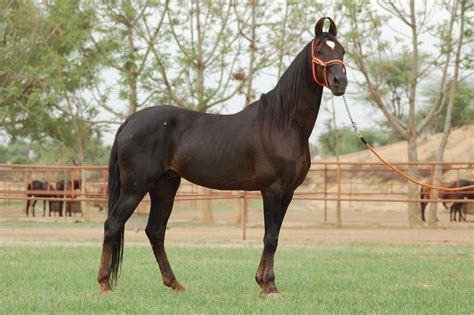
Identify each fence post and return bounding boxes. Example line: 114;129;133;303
349;175;353;208
324;164;327;223
80;168;88;221
336;163;342;228
61;171;67;217
242;191;248;241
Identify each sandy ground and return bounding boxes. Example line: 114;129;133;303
1;225;474;247
2;203;474;246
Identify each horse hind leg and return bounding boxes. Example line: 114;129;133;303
97;189;146;293
32;200;37;217
145;173;185;292
26;198;30;216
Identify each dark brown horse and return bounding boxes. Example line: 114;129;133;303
445;179;474;222
97;17;347;297
56;179;82;217
420;183;450;221
26;180;54;217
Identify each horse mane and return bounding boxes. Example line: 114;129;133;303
257;41;312;133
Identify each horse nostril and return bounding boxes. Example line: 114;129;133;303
333;77;340;86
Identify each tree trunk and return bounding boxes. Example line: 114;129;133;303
407;135;422;227
199;186;214;224
244;0;257;106
126;13;138;116
428;0;464;228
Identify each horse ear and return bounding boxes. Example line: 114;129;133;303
314;17;338;37
314;17;325;38
326;17;338;37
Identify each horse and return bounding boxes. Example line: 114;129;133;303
97;17;347;297
26;180;54;217
446;179;474;222
419;183;450;221
56;179;82;217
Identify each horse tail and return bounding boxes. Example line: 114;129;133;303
107;122;126;287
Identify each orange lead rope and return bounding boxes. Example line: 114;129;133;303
311;38;473;191
340;95;474;192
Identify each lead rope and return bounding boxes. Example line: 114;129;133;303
341;95;474;191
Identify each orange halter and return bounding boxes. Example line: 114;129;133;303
311;39;346;89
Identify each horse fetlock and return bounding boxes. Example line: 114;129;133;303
97;274;112;292
255;275;265;287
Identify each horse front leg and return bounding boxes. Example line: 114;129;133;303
256;189;293;298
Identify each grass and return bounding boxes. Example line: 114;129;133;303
1;243;473;314
0;220;103;229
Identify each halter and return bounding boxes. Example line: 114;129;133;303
311;39;346;89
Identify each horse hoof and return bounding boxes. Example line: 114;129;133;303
266;292;282;299
100;289;112;295
260;291;282;299
171;283;187;293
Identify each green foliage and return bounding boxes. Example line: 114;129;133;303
0;136;110;166
318;122;397;157
1;243;473;313
419;81;474;134
0;1;107;165
0;139;32;164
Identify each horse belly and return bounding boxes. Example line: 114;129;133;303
172;147;258;191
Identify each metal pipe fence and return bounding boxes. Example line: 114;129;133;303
0;161;473;238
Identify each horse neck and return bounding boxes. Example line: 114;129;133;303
290;45;324;140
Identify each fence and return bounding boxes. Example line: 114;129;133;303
0;161;473;238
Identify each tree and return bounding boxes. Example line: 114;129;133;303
0;1;105;166
427;0;467;227
337;0;467;226
90;1;168;119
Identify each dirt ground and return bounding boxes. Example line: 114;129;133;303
1;200;474;246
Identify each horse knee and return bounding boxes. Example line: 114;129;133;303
264;235;279;253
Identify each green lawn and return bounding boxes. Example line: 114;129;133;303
1;243;473;314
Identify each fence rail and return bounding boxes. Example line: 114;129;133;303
1;161;473;238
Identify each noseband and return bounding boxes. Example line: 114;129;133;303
311;39;346;89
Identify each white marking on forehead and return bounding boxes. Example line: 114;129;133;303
326;40;335;50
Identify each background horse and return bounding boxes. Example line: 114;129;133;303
420;183;450;221
446;179;474;222
56;179;82;216
97;17;347;297
26;180;54;217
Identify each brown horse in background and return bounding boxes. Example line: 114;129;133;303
445;179;474;222
97;17;347;297
420;183;450;221
26;180;54;217
56;179;82;216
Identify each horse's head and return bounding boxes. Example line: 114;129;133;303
311;17;347;96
